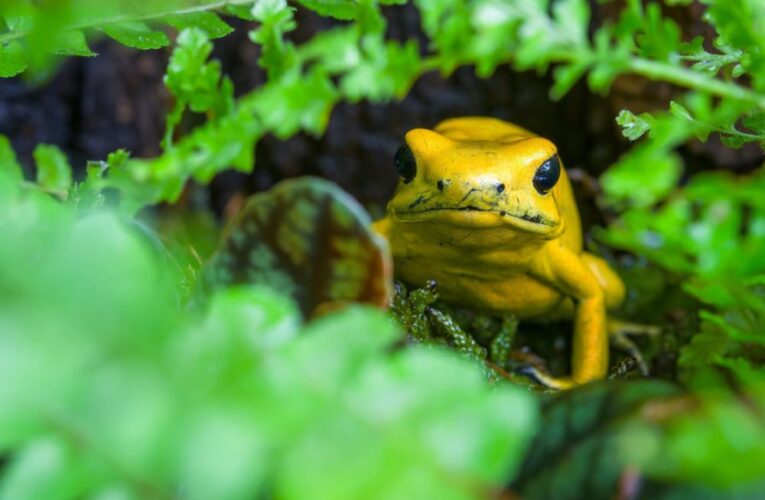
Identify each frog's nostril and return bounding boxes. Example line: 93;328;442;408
437;180;445;191
496;183;506;193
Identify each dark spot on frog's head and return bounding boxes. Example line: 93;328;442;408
408;195;427;209
437;180;445;191
499;210;507;216
495;183;505;193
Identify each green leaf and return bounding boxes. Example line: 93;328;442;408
251;0;290;18
164;28;230;113
340;39;421;102
225;4;257;20
668;100;693;121
298;26;361;73
616;109;652;141
202;286;300;353
706;0;765;88
679;283;765;381
163;28;234;151
0;135;23;183
33;144;72;198
602;144;683;207
668;100;715;142
165;12;233;39
0;41;28;77
51;30;95;57
680;36;742;76
552;0;590;46
179;409;268;499
0;438;82;500
102;21;169;50
249;0;298;78
107;148;130;170
742;110;765;133
624;389;765;488
588;29;631;92
249;69;338;138
634;3;682;61
550;61;590;100
720;133;747;148
2;2;35;33
296;0;360;20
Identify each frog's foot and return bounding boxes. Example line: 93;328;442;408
516;365;577;390
608;319;661;376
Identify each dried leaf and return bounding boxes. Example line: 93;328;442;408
203;177;392;317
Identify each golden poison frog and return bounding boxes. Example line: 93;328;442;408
373;117;630;389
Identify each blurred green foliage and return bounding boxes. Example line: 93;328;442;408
514;381;682;499
1;0;765;497
515;381;765;499
0;167;537;498
603;157;765;388
0;0;759;213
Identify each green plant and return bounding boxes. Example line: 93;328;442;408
0;166;536;498
3;0;765;497
602;167;765;387
4;0;764;212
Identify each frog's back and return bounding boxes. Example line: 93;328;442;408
433;116;583;253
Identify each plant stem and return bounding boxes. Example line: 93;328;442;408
0;0;254;45
628;58;765;109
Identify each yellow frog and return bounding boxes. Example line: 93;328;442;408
373;116;629;389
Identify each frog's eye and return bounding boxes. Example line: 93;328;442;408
394;144;417;184
533;154;561;195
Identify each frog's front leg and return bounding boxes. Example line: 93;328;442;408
525;242;609;389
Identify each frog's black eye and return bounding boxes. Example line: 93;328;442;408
394;144;417;184
533;154;561;195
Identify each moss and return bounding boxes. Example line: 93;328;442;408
390;280;524;383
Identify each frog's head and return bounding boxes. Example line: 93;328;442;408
387;118;567;239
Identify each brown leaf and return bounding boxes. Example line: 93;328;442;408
203;176;392;318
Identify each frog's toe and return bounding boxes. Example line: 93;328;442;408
609;330;649;376
607;319;661;337
516;365;577;390
607;319;659;376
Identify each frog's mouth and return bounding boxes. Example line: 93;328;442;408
394;205;561;236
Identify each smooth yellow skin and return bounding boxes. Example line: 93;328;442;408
373;117;626;389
